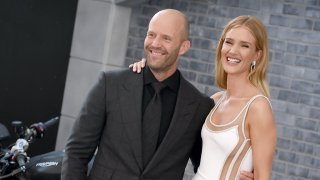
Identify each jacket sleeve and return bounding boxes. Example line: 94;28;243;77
190;128;203;173
61;72;107;180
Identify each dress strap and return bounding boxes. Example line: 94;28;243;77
214;92;226;109
241;95;271;139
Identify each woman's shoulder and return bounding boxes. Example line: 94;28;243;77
248;95;274;125
249;95;271;110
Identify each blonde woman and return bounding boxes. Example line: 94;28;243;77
193;16;276;180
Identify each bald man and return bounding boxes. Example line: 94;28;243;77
61;9;250;180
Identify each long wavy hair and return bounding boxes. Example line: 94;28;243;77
215;15;270;97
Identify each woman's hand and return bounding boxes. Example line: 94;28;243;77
240;171;254;180
129;58;146;73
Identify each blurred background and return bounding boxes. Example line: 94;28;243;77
1;0;319;179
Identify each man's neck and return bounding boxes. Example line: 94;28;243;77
150;68;177;82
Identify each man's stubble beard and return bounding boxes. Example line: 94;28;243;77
144;46;180;74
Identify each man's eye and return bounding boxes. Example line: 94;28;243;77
164;36;171;41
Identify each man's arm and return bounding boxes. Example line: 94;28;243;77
190;130;203;173
61;72;107;180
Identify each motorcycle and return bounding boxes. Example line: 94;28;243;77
0;117;63;180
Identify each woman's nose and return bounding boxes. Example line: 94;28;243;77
228;45;238;54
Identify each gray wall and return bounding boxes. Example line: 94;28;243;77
55;0;132;150
124;0;320;179
56;0;320;179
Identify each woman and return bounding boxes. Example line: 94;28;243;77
131;15;276;180
193;15;276;180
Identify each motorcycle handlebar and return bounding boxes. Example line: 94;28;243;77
15;153;27;172
0;116;60;179
43;116;59;129
27;116;60;140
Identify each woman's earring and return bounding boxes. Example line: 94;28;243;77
250;60;256;72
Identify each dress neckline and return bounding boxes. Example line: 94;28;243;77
209;92;266;127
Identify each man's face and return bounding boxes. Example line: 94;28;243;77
144;13;186;75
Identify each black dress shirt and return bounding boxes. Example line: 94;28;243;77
142;66;180;148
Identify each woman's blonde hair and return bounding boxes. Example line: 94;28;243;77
215;15;270;97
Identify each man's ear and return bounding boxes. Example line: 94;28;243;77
179;40;191;55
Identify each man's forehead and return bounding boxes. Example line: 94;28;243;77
147;25;179;37
148;18;183;33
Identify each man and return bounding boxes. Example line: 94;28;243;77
62;9;253;180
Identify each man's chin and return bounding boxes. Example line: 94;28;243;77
148;64;162;71
148;55;165;61
147;58;164;67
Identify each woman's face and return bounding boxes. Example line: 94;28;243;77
220;26;260;77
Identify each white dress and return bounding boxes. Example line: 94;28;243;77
193;93;270;180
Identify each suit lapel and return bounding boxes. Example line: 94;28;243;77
119;72;143;170
144;76;200;171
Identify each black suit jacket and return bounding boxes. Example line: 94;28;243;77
61;69;214;180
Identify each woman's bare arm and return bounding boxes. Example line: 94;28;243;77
248;97;277;180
